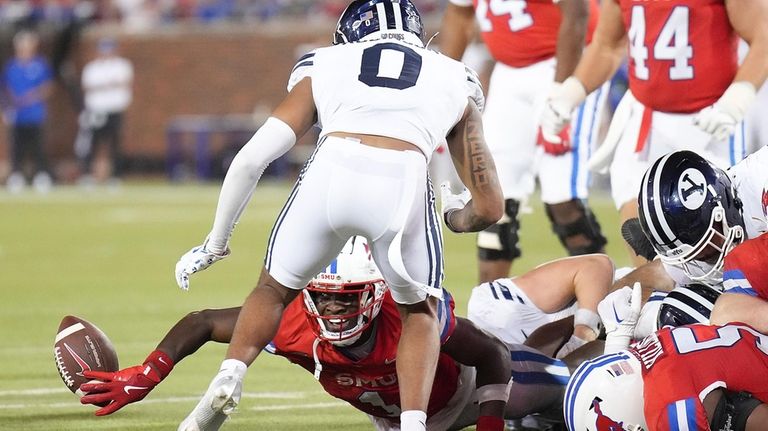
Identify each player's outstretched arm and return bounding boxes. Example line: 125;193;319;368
438;2;476;61
80;308;240;415
554;0;590;83
518;254;614;342
174;79;317;290
444;99;503;233
442;317;512;430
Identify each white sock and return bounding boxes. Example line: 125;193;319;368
400;410;427;431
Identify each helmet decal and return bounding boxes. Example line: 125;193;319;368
677;168;707;210
591;398;627;431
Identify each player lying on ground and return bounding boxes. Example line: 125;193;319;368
565;322;768;431
80;239;609;430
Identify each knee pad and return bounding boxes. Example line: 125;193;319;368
477;199;522;261
545;199;607;255
711;391;762;431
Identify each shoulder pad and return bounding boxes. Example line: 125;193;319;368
287;51;316;92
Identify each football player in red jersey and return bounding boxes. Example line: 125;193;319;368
80;237;604;430
565;323;768;431
439;0;610;283
540;0;768;266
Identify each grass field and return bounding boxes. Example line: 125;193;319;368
0;182;631;430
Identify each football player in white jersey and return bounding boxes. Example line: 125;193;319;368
172;1;504;430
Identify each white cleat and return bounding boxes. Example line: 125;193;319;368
178;375;241;431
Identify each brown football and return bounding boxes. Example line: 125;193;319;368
54;315;119;399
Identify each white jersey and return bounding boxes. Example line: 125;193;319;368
287;36;484;161
728;145;768;239
467;278;577;347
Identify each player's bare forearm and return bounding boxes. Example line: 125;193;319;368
156;307;240;363
573;0;627;92
611;259;675;300
439;3;477;61
727;0;768;88
225;269;299;365
554;0;590;82
442;317;512;418
446;101;503;231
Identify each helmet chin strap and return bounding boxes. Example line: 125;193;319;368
425;31;439;48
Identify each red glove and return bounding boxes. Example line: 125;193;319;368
536;125;572;156
79;350;174;416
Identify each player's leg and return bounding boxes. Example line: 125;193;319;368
6;125;27;191
476;63;538;282
365;163;441;429
181;143;347;430
106;114;125;178
539;82;609;258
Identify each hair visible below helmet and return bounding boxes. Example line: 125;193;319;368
333;0;424;45
564;353;647;431
656;283;721;330
638;150;744;284
303;236;387;346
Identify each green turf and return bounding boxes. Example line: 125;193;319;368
0;182;630;430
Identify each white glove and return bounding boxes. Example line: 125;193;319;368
175;239;230;291
439;181;471;232
599;282;642;354
539;77;587;143
178;359;246;431
693;81;756;142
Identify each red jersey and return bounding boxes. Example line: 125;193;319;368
269;290;459;420
617;0;738;113
632;324;768;431
469;0;599;68
723;233;768;299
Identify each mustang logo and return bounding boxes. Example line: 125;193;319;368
761;186;768;218
592;397;627;431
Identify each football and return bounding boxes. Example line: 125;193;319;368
54;316;119;398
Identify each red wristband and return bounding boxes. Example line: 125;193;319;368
476;415;505;431
143;349;175;380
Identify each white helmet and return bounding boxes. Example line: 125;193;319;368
564;352;647;431
303;236;387;346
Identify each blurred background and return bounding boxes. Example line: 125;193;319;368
0;0;460;186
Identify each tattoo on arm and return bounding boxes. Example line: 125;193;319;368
465;115;492;188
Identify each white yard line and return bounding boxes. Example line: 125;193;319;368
0;390;326;410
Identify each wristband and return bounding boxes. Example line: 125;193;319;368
717;81;757;119
144;349;175;380
476;378;513;404
574;308;602;336
557;76;588;110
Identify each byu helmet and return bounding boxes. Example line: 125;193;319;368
303;236;387;346
656;283;720;329
638;151;744;284
333;0;424;45
564;352;647;431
